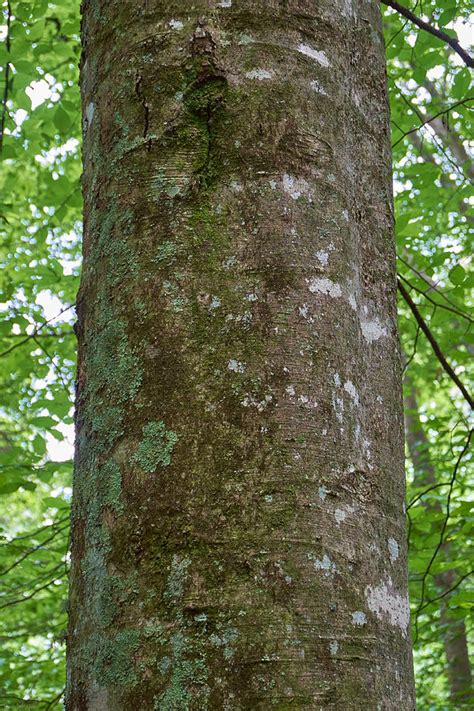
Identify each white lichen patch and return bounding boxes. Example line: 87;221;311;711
238;33;254;45
351;611;367;626
332;394;344;423
245;69;274;81
316;249;329;266
298;394;318;408
334;505;354;525
319;485;328;500
307;277;342;298
241;393;273;412
282;174;313;201
360;317;387;343
230;180;243;193
365;579;410;635
388;537;399;562
343;380;359;405
329;640;339;656
285;384;296;397
341;0;354;17
297;43;330;67
86;102;94;126
348;292;357;311
169;19;184;30
228;359;245;373
209;296;221;310
310;79;328;95
311;554;336;577
298;303;311;320
222;255;237;269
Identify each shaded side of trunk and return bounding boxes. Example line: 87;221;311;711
404;377;472;705
67;1;414;708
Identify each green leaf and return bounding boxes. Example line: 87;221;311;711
53;105;71;133
453;69;472;100
448;264;466;286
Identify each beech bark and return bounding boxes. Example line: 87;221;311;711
67;1;415;708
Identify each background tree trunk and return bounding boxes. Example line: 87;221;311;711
67;1;415;708
404;376;472;706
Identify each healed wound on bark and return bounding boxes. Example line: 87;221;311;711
67;1;415;708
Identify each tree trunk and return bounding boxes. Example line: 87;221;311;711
67;1;415;708
404;377;472;706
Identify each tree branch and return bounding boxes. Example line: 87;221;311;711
398;272;473;323
381;0;474;68
392;98;474;148
397;279;473;408
413;429;473;640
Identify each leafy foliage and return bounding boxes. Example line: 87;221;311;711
0;0;472;707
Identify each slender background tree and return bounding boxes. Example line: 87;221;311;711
0;0;472;708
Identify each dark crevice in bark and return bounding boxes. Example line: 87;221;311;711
134;73;150;147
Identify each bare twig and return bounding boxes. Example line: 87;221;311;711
398;280;473;409
0;305;74;358
398;272;473;324
418;569;473;613
413;429;473;640
381;0;474;67
392;98;474;148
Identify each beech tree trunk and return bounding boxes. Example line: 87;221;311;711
404;378;472;706
67;1;415;708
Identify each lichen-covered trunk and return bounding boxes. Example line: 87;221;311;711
404;378;472;706
67;1;415;708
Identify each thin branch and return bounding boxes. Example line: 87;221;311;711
398;279;473;409
44;689;65;710
0;563;67;609
385;0;419;48
32;334;72;396
418;569;473;613
392;98;474;148
398;255;472;316
398;272;473;323
381;0;474;67
407;480;451;510
413;429;473;640
1;515;69;543
0;524;68;577
395;85;468;181
0;304;74;358
403;323;420;372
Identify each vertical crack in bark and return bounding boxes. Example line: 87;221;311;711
135;73;151;148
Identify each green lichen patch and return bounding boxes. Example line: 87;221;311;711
164;554;191;602
154;628;209;711
131;421;178;473
94;628;142;687
154;240;178;265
